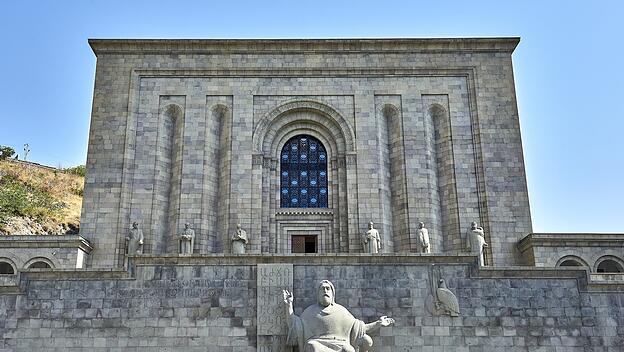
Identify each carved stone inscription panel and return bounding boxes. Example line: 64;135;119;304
257;264;293;351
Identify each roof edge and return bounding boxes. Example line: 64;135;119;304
88;37;521;56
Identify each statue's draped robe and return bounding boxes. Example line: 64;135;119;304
468;229;486;266
364;230;380;254
180;229;194;254
418;228;430;253
286;303;366;352
127;229;143;254
232;230;248;254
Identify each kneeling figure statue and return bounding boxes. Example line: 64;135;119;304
283;280;394;352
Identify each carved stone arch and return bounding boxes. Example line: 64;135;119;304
162;103;184;120
382;103;400;119
208;103;230;117
24;256;58;269
253;99;356;154
556;255;589;268
426;102;462;255
271;122;339;161
428;103;446;118
377;101;410;252
0;257;17;274
250;100;359;254
594;255;624;273
202;101;232;253
151;101;186;254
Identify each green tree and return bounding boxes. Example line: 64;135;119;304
0;146;15;160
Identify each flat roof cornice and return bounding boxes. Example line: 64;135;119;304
88;37;520;56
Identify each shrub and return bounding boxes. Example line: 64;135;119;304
64;165;86;177
0;146;15;160
0;173;60;223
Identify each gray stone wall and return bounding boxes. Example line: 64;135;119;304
0;256;622;351
0;236;92;271
519;233;624;271
82;39;532;268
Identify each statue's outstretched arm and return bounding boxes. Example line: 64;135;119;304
364;316;394;333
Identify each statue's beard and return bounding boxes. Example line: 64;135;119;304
319;294;332;307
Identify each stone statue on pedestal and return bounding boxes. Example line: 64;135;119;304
466;221;488;266
417;222;430;254
126;221;144;255
362;221;381;254
231;223;248;254
179;223;195;255
282;280;394;352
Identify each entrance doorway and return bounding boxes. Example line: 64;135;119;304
291;235;318;253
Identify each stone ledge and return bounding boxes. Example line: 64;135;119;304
275;209;334;216
474;266;624;292
0;274;19;293
128;253;478;266
517;232;624;253
89;37;520;56
20;268;131;280
0;235;93;253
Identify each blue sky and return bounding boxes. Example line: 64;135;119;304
0;0;622;233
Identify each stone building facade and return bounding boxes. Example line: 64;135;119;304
0;38;622;351
80;38;532;268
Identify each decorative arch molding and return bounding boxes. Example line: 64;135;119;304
426;102;461;253
24;256;58;269
250;99;359;254
253;99;356;155
556;255;589;268
594;255;624;273
272;122;339;161
0;258;17;274
202;99;232;253
161;103;184;120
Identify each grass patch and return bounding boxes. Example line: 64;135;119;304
0;161;83;234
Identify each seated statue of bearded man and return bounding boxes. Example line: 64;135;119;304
282;280;394;352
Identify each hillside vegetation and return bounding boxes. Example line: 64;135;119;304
0;160;84;235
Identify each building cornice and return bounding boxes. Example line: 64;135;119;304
0;235;94;254
88;37;520;56
518;233;624;253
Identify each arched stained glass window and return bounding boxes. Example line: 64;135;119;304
280;135;328;208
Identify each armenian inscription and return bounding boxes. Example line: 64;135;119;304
257;264;293;351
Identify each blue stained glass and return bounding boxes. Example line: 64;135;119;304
280;135;328;208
